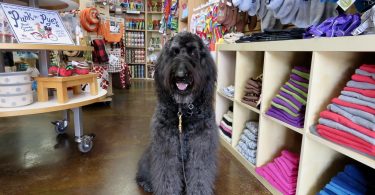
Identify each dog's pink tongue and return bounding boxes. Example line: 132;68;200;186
176;83;188;91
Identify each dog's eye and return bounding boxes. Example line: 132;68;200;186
172;48;180;55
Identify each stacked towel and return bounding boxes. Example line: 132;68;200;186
318;164;375;195
314;64;375;157
222;85;235;98
219;106;234;143
241;75;262;108
236;121;259;165
266;66;310;128
256;150;300;195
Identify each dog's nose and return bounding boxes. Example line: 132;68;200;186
175;64;187;78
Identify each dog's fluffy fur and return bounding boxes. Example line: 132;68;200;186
136;32;218;195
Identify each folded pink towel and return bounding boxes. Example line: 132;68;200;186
266;163;297;194
279;156;299;173
281;150;300;165
268;163;297;193
275;158;298;183
257;166;296;195
275;158;298;178
256;167;288;195
219;122;232;134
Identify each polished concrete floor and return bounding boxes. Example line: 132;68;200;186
0;80;271;195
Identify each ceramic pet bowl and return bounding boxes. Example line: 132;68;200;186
0;82;33;95
0;71;31;84
0;92;33;107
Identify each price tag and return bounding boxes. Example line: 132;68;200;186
337;0;356;11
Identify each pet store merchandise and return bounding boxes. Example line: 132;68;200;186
215;35;375;195
108;0;177;80
193;0;375;193
0;0;131;153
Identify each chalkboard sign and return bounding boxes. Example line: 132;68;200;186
0;3;74;45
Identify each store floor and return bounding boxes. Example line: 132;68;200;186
0;80;271;195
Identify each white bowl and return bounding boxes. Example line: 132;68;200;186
0;71;31;84
0;82;32;95
0;92;34;107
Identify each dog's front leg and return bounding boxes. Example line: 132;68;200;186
185;126;218;195
150;133;183;195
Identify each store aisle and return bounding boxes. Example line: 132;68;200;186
0;80;270;195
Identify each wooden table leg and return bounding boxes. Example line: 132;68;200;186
90;77;98;96
57;83;69;103
37;82;49;102
73;86;82;95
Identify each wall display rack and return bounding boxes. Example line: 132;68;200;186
216;35;375;195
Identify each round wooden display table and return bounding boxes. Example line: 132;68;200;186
0;88;107;153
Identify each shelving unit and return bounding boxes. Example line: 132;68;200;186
118;0;166;79
178;0;208;32
215;35;375;195
144;0;164;80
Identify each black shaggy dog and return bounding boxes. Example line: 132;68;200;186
136;32;218;195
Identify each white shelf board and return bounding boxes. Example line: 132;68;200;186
0;89;107;117
262;113;304;135
217;35;375;52
217;90;234;102
235;99;260;114
219;136;282;195
307;133;375;169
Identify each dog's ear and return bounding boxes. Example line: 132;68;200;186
154;38;173;95
199;43;217;103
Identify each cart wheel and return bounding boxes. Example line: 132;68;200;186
78;135;94;153
52;120;68;134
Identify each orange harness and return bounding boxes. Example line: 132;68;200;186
98;19;124;43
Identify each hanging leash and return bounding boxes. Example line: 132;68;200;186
178;105;188;191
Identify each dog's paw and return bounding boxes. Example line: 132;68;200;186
137;180;153;193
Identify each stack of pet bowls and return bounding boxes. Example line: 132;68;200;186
0;71;34;107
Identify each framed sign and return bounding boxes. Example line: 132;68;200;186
0;3;75;45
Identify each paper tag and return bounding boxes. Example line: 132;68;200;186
109;20;120;33
337;0;356;11
108;54;119;65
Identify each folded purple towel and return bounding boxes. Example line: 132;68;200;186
272;97;300;114
266;107;305;127
290;73;309;83
267;108;304;128
279;91;304;108
288;80;308;93
293;66;310;73
284;85;305;99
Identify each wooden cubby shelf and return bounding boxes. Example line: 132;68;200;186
235;99;260;114
216;90;234;102
263;113;304;135
215;35;375;195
